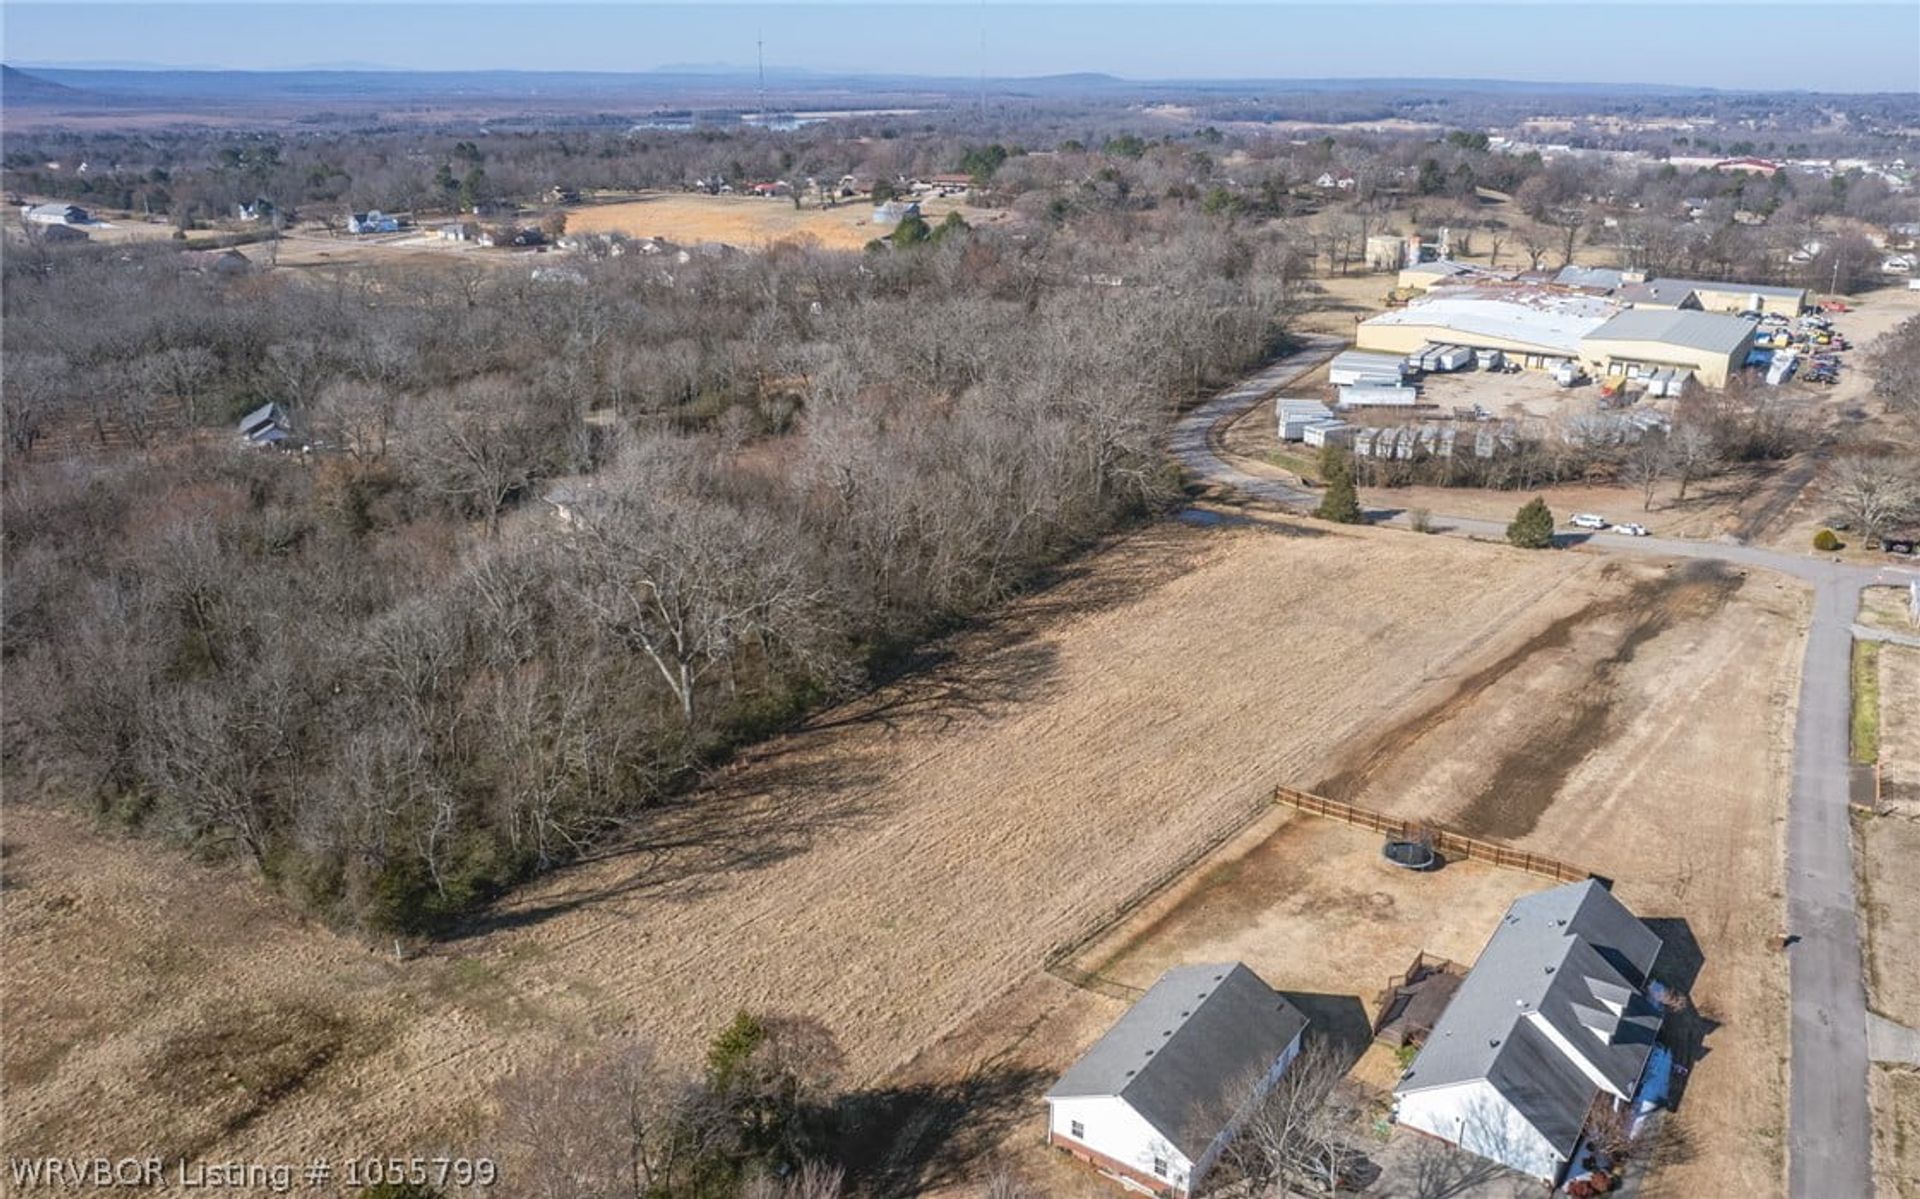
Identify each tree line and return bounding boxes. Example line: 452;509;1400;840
1;215;1298;932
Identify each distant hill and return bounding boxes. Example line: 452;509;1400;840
1;64;88;105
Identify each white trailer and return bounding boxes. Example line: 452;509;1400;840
1474;348;1505;370
1302;420;1353;448
1329;351;1409;388
1276;398;1336;441
1433;345;1476;372
1339;384;1421;409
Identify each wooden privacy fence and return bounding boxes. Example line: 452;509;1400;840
1272;785;1595;884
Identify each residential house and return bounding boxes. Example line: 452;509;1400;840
238;402;295;448
1393;880;1665;1186
346;210;400;235
23;202;88;225
1315;169;1356;191
871;200;921;226
1046;962;1310;1197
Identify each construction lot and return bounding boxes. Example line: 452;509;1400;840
3;515;1809;1195
564;190;1003;250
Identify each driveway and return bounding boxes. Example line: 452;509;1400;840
1171;338;1920;1199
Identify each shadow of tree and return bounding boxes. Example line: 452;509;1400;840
831;1065;1051;1199
1398;1135;1532;1199
1642;916;1717;1112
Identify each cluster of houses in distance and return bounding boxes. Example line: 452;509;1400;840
1046;880;1671;1197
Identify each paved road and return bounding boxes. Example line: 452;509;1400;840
1172;340;1919;1199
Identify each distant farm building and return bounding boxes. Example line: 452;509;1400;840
23;202;88;226
1046;962;1310;1198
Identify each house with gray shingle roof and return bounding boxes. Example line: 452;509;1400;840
1393;880;1664;1185
1046;962;1309;1196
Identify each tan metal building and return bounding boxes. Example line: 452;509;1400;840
1616;276;1807;317
1578;309;1756;388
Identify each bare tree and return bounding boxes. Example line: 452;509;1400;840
1827;455;1920;543
1622;434;1672;512
1666;421;1719;501
1217;1038;1364;1196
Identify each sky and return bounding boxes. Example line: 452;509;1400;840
4;3;1918;92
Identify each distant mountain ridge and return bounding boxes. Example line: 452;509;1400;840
2;64;89;104
6;63;1731;102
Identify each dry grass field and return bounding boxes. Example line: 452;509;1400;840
2;511;1810;1196
564;191;1008;251
5;514;1590;1178
922;552;1808;1196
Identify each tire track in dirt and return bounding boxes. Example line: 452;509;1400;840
1313;560;1746;840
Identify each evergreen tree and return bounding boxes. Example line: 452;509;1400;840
1507;496;1557;548
1315;449;1363;524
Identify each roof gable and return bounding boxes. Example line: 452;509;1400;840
1049;962;1309;1160
1397;882;1664;1153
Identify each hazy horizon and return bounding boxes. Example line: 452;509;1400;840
5;2;1918;93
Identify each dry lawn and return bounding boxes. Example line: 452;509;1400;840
1862;585;1920;638
1879;644;1920;810
1860;808;1920;1027
1871;1065;1920;1199
565;191;1006;251
5;515;1593;1180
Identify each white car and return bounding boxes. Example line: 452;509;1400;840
1570;513;1608;530
1610;522;1650;537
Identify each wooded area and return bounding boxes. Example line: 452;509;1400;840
1;210;1296;932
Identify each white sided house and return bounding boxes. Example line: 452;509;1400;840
1046;962;1309;1197
1393;880;1665;1186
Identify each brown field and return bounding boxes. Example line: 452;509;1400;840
922;550;1808;1195
563;191;1010;251
2;506;1808;1196
6;514;1597;1180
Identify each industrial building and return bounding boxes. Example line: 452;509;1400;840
1357;289;1616;367
1356;279;1762;388
1579;308;1757;388
1615;276;1807;318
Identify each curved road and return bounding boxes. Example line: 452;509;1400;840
1173;338;1919;1199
